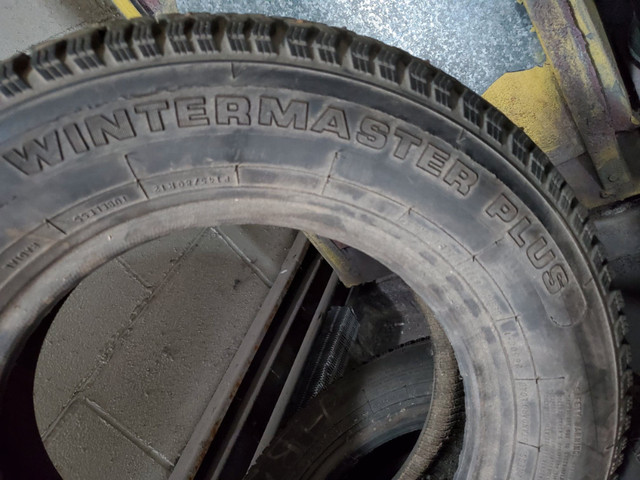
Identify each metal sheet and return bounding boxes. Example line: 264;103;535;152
525;0;634;198
168;232;309;480
176;0;543;93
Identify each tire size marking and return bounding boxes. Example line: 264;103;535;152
151;175;232;194
141;167;238;198
1;94;477;198
49;183;147;235
71;195;128;224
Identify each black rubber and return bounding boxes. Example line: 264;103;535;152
0;13;631;479
395;296;464;479
246;340;455;480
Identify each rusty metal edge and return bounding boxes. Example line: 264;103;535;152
523;0;635;198
168;232;309;480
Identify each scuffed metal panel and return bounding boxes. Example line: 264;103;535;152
524;0;635;198
483;64;586;165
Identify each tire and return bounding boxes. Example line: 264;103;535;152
0;13;630;479
247;340;459;480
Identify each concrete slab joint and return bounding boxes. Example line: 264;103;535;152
33;225;297;479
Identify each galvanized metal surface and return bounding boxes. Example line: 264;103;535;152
176;0;543;94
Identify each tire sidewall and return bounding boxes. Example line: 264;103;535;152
0;60;618;479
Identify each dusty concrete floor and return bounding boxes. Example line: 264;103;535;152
34;226;297;479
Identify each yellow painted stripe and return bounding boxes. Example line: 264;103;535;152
113;0;143;19
482;64;583;159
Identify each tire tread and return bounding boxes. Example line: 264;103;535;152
0;14;630;478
